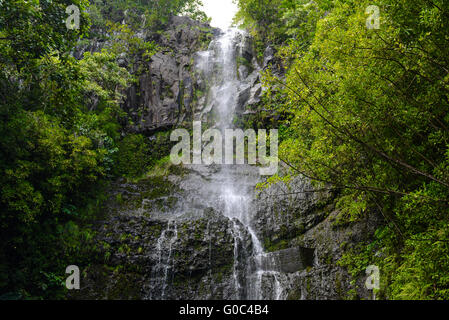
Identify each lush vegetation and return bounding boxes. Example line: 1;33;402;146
2;0;449;301
235;0;449;299
0;0;206;299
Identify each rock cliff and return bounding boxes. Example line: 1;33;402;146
71;15;382;301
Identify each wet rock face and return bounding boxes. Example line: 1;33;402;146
192;29;263;124
122;16;219;134
291;208;383;300
75;15;220;134
73;172;245;300
76;15;263;134
121;17;264;134
258;247;315;274
253;174;321;250
253;173;383;300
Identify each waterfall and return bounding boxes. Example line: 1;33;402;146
193;28;288;300
140;28;294;301
149;220;178;300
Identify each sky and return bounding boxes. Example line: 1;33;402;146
201;0;238;30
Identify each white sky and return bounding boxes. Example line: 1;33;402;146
201;0;238;30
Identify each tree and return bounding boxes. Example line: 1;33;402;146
0;0;90;68
258;0;449;298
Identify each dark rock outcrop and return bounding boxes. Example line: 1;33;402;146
259;247;315;274
72;171;246;300
253;172;383;300
122;16;219;134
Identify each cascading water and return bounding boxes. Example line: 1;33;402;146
193;28;289;300
140;28;295;300
80;21;320;301
149;220;178;300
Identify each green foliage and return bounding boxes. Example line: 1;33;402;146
105;22;159;63
238;0;449;299
113;134;150;177
0;0;196;299
0;0;90;68
233;0;284;57
79;50;133;112
233;0;331;57
90;0;208;31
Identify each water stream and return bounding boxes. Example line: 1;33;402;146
194;28;288;300
145;28;292;300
